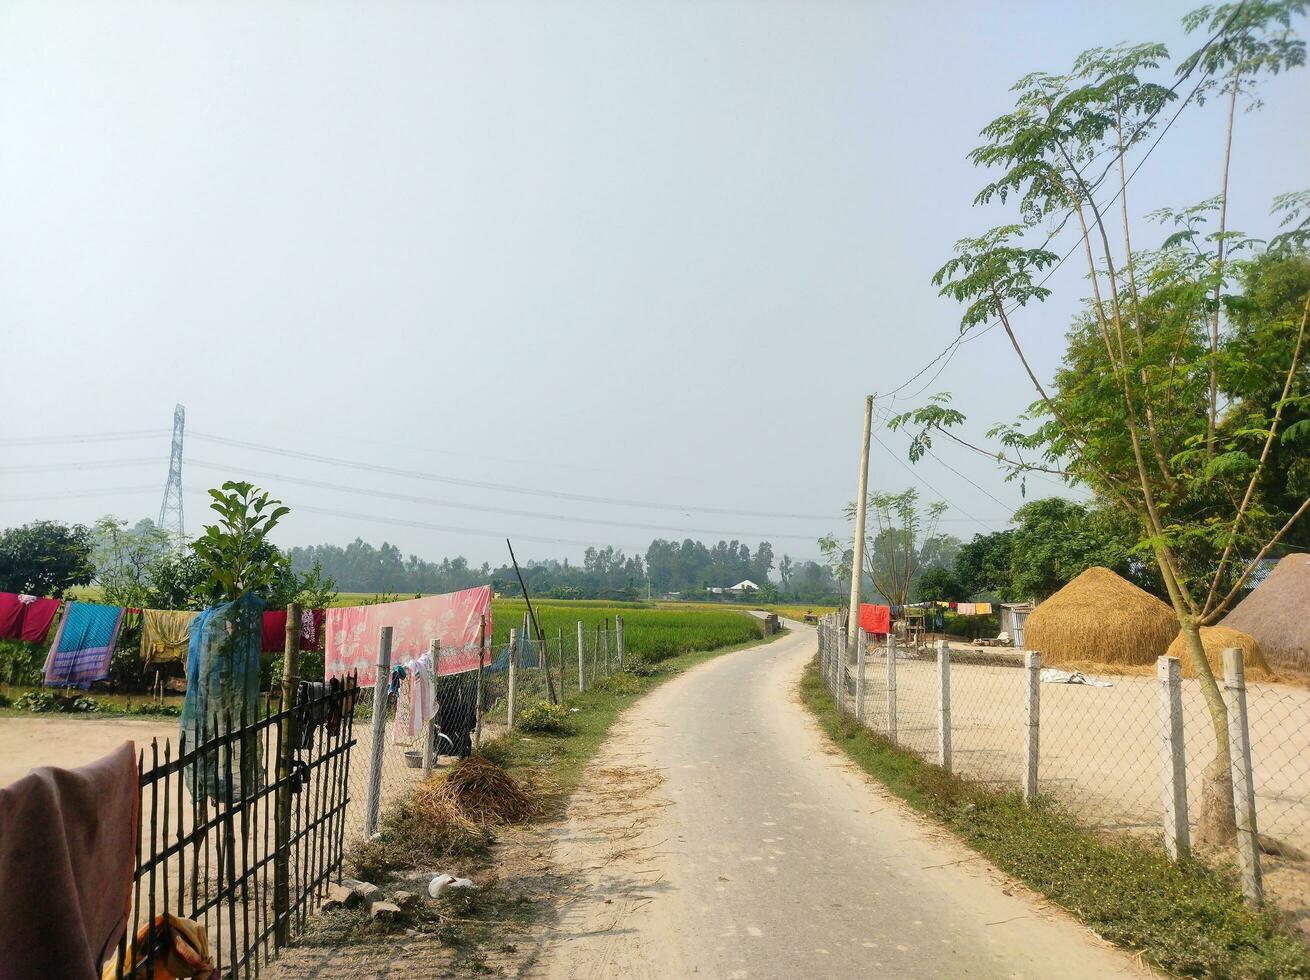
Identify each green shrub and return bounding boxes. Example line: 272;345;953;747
0;692;11;708
624;657;662;677
516;701;576;736
0;640;45;686
126;700;183;717
16;690;101;713
594;672;640;696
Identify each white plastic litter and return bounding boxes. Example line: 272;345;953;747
1040;667;1113;688
428;873;476;898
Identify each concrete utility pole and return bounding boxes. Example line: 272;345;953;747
846;394;874;661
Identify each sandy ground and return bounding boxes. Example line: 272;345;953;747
530;624;1141;979
0;716;178;785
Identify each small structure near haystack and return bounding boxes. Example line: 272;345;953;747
1165;625;1272;681
1220;554;1310;673
1022;566;1179;668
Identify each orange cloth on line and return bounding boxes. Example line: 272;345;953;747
101;913;216;980
858;603;891;634
975;602;993;615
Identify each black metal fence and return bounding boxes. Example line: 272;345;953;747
106;679;359;979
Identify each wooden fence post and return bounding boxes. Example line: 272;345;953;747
577;620;585;693
274;602;300;946
1157;655;1190;860
364;625;393;839
616;615;625;670
937;639;951;772
508;628;518;728
422;639;438;776
1023;651;1040;801
1224;648;1263;905
855;627;867;724
885;632;897;744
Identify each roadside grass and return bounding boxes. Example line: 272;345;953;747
312;628;787;968
800;658;1310;979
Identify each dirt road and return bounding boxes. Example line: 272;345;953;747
533;624;1139;979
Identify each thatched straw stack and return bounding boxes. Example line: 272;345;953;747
1023;566;1179;669
413;754;537;828
1221;554;1310;673
1165;625;1272;681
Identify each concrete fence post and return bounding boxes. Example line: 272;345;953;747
855;627;867;724
1157;655;1190;860
885;631;897;744
508;628;518;728
937;639;951;772
364;625;393;839
1022;651;1040;801
422;638;439;777
1223;648;1263;906
616;615;625;670
577;621;585;693
837;626;848;712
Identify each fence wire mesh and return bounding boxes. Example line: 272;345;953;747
814;613;1310;926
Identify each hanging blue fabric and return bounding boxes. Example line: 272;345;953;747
180;592;265;801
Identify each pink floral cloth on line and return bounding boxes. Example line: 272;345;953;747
324;585;493;686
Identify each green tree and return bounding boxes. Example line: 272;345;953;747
914;566;965;602
192;482;291;603
1008;498;1157;601
820;489;949;608
0;520;95;597
954;530;1015;599
894;8;1308;843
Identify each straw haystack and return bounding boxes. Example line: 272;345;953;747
1023;566;1179;668
1221;554;1310;673
1165;625;1272;681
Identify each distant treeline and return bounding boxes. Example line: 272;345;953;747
287;537;841;602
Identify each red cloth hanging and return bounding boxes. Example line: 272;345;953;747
260;609;326;654
858;603;891;635
17;596;61;644
0;593;21;640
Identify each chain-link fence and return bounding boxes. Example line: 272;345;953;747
342;617;630;842
816;614;1310;926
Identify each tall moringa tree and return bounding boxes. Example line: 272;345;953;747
893;8;1308;845
819;489;948;609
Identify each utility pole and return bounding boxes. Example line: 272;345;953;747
846;395;874;662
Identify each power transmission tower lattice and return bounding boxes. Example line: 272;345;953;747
159;404;186;547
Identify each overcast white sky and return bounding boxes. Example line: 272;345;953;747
1;1;1306;568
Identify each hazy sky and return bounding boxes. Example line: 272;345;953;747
2;1;1306;568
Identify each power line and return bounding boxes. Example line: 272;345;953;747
188;430;834;521
0;457;166;473
0;430;168;446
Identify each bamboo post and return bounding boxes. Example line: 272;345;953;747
1023;651;1040;801
577;620;585;693
937;639;951;772
1224;648;1263;905
422;639;438;776
854;627;867;724
274;602;300;946
474;616;486;749
1157;656;1190;860
885;631;897;744
363;625;392;839
507;628;518;728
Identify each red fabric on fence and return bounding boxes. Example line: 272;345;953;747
17;596;61;644
260;608;326;654
325;585;492;684
859;603;891;635
0;741;139;980
0;593;21;639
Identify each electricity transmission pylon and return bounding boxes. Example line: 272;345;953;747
159;404;186;547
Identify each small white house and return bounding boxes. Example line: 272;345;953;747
1000;602;1035;647
707;580;760;596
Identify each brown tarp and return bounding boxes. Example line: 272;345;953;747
0;741;138;980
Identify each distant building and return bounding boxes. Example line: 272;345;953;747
706;580;761;596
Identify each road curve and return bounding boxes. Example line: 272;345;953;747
533;623;1140;979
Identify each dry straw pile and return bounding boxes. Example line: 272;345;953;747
1164;625;1272;681
1221;554;1310;673
1023;566;1179;670
413;754;538;829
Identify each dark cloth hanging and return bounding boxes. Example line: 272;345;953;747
260;609;326;654
0;741;139;980
0;592;62;643
435;672;478;759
